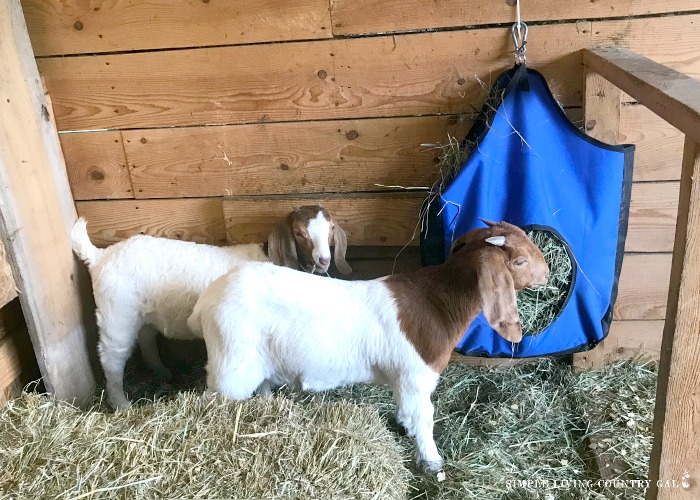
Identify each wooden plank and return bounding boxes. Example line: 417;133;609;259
0;335;21;395
39;22;589;131
647;137;700;500
59;131;133;200
582;46;700;145
22;0;332;57
592;14;700;103
224;193;425;247
331;0;699;36
0;0;96;403
615;253;671;321
0;376;22;407
620;104;684;181
122;116;462;198
583;68;621;145
76;197;227;247
626;182;679;253
573;320;664;370
0;238;17;309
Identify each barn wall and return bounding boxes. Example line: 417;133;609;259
22;0;700;364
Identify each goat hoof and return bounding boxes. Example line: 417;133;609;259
417;457;444;474
110;398;132;411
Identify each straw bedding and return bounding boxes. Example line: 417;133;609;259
0;358;655;499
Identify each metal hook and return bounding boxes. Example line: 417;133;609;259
511;22;528;65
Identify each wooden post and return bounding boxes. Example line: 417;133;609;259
646;136;700;499
0;0;97;402
572;67;622;371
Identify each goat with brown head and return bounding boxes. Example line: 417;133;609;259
267;205;352;275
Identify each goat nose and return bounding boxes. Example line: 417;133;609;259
319;256;331;267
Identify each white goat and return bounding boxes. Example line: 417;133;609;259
187;220;549;473
71;206;351;409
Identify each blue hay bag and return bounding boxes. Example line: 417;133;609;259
421;65;634;358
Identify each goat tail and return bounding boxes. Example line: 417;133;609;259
71;218;102;269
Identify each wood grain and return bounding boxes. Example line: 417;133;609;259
39;23;588;131
0;238;17;310
572;320;664;370
22;0;332;56
583;44;700;144
122;116;463;198
331;0;699;36
583;69;621;145
626;182;679;253
592;14;700;98
59;130;133;200
615;253;671;321
648;138;700;500
76;197;227;247
0;334;21;398
620;104;684;181
0;0;96;402
224;193;425;247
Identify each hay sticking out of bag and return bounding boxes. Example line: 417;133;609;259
517;229;573;335
0;392;409;499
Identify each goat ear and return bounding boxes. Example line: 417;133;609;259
332;223;352;274
268;219;299;269
478;248;522;343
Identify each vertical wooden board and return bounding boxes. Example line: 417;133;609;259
122;116;465;198
614;253;672;321
626;182;679;253
0;239;17;309
648;138;700;500
583;69;621;144
75;198;227;247
39;23;589;131
620;104;684;181
0;0;96;402
572;320;663;370
0;334;21;397
223;194;424;246
592;14;700;93
21;0;333;56
59;131;133;200
331;0;699;36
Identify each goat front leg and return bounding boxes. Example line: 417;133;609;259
394;380;444;473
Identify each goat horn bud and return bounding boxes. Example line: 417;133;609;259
485;236;506;247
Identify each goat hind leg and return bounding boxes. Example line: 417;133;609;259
138;325;173;382
98;313;142;409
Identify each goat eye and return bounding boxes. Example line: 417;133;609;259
514;258;528;268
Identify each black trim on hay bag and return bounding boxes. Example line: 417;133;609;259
420;65;634;358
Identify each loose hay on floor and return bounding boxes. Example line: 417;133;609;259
0;393;409;499
1;359;656;500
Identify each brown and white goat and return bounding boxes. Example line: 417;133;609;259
187;220;549;473
71;206;350;409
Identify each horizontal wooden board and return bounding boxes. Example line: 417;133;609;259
620;104;684;181
60;131;133;201
123;116;464;199
591;14;700;102
626;182;679;253
615;253;671;321
573;320;664;370
40;23;588;131
224;194;425;247
76;197;227;246
331;0;699;36
22;0;332;57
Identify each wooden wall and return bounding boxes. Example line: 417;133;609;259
21;0;700;365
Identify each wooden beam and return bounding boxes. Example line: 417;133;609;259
583;67;622;144
647;137;700;499
0;0;96;403
583;46;700;145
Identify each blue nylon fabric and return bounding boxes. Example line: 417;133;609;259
437;67;633;357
